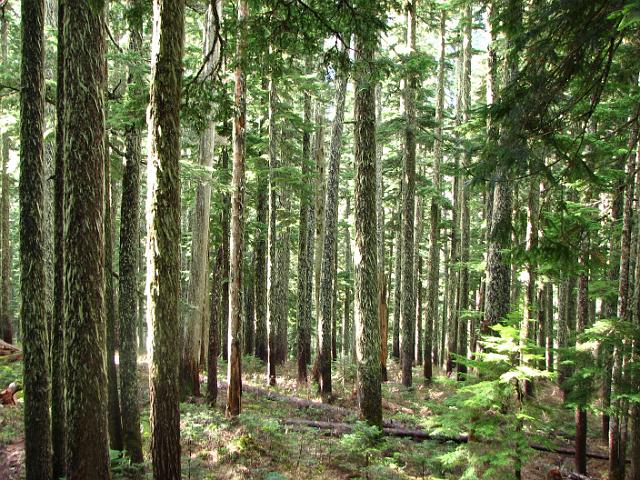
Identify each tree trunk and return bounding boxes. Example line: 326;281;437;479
376;84;388;381
297;71;313;382
354;25;382;427
117;0;145;463
145;0;185;475
105;133;124;452
314;104;327;326
207;246;224;405
609;118;638;480
20;1;53;478
255;126;268;362
51;1;66;476
342;197;353;359
400;0;417;387
226;0;247;417
182;0;222;397
457;2;472;379
267;67;279;386
318;72;348;400
244;251;255;355
221;150;230;361
392;208;402;360
424;9;446;382
0;10;11;346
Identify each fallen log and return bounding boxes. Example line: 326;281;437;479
1;382;21;405
283;418;627;463
0;339;20;357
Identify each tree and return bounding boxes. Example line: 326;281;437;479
51;0;66;476
182;0;222;397
424;9;446;382
20;0;52;478
118;0;145;463
207;246;224;405
0;8;11;346
63;1;110;477
145;0;185;476
297;69;313;383
226;0;248;417
353;9;382;426
318;70;348;400
400;0;417;387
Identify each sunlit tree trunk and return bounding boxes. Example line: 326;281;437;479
20;0;53;477
318;72;348;400
207;246;224;405
182;0;222;396
354;21;382;426
145;0;185;475
226;0;248;416
342;196;354;359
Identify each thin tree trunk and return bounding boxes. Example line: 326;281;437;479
267;66;280;386
20;0;53;477
575;227;590;475
342;197;353;359
457;2;472;379
424;9;446;382
221;149;230;361
297;69;313;382
145;0;185;475
255;103;268;361
226;0;247;417
318;72;348;400
392;208;402;360
354;26;382;427
244;251;255;355
105;134;124;452
182;0;221;397
207;246;224;405
376;84;388;381
0;10;11;345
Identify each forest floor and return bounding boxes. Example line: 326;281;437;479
0;355;627;479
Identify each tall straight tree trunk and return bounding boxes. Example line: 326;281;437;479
64;0;111;477
244;252;255;354
207;246;224;404
521;169;540;395
575;229;590;475
105;137;124;452
392;208;402;359
267;67;280;386
457;2;472;379
255;160;268;361
415;255;423;365
631;152;640;479
424;9;446;382
297;71;313;383
314;105;327;323
276;222;290;364
342;196;353;359
118;0;145;463
221;149;230;361
226;0;247;417
318;72;348;400
376;84;388;381
609;119;638;480
0;10;11;345
51;1;66;476
400;0;417;387
182;0;222;396
145;0;185;476
354;22;382;427
20;0;52;477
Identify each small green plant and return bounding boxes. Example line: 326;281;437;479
340;421;386;479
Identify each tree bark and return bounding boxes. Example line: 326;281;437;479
354;24;382;427
400;0;417;387
51;1;66;476
0;11;11;346
297;68;313;382
226;0;247;417
145;0;185;475
207;246;224;405
392;207;402;360
318;72;348;400
182;0;222;397
342;197;353;359
424;9;446;382
20;0;53;477
118;0;145;463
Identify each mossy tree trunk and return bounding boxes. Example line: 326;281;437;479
20;0;52;477
145;0;185;476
